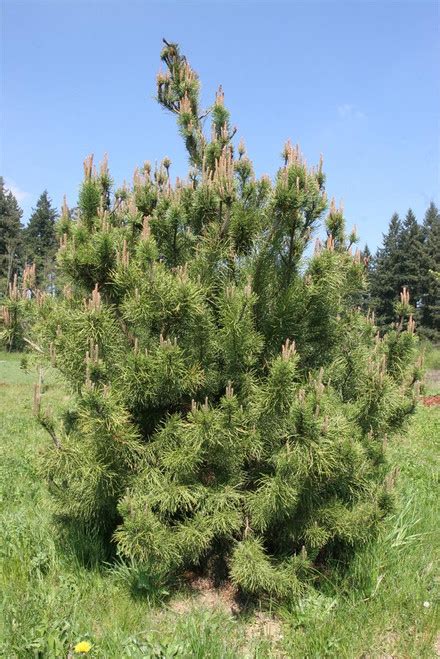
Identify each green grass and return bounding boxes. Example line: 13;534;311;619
422;340;440;372
1;350;439;658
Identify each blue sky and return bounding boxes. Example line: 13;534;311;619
2;0;439;251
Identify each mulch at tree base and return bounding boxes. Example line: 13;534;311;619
421;395;440;407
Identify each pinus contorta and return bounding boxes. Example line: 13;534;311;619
31;41;420;600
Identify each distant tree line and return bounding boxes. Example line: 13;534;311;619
0;177;58;293
363;203;440;339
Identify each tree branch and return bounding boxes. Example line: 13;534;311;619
39;413;62;450
23;337;44;353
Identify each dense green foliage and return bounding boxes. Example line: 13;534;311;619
0;181;59;296
421;202;440;332
369;204;440;335
23;191;58;286
0;188;58;351
0;177;24;292
0;266;36;351
27;42;422;599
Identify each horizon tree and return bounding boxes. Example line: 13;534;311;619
23;190;58;288
420;202;440;333
0;177;23;292
370;213;402;325
396;209;425;313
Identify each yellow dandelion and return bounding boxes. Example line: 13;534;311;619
74;640;92;654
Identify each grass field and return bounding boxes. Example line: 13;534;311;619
0;350;439;658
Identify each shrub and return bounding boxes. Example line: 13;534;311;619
33;41;420;600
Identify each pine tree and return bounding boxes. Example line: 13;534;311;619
0;177;23;291
23;191;58;288
370;213;403;325
362;244;373;274
371;206;438;333
396;209;425;312
0;264;36;350
29;41;420;601
358;244;373;313
420;202;440;333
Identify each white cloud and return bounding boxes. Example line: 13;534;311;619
337;104;366;120
4;178;29;203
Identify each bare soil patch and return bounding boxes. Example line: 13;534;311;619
421;395;440;407
169;575;238;615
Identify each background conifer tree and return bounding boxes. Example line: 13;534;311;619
396;209;425;311
358;244;373;313
0;177;23;292
420;202;440;334
370;213;403;325
27;41;420;601
362;244;373;273
370;207;437;334
23;191;58;288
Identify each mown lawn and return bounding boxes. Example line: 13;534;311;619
0;350;439;658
